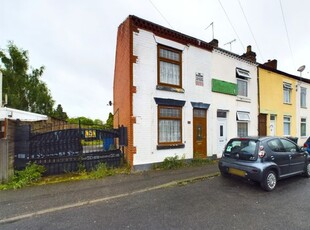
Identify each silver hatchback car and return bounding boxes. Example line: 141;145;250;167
218;137;310;191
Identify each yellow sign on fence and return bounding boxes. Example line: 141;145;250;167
85;130;96;138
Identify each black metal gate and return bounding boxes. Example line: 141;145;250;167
14;125;127;175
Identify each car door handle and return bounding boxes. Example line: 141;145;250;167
271;156;275;160
289;155;292;159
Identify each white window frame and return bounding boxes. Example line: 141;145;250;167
301;118;307;137
283;116;291;136
236;111;250;137
283;82;292;104
300;87;307;108
236;68;250;98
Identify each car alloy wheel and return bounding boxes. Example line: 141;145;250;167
261;170;277;191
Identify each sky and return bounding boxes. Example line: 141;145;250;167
1;0;310;122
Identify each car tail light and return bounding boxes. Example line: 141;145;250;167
258;145;266;158
304;143;308;148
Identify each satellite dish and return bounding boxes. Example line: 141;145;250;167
297;65;306;72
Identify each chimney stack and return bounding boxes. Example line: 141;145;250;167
263;59;277;69
241;45;256;62
209;39;219;47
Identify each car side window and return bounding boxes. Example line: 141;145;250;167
268;139;284;152
280;139;297;152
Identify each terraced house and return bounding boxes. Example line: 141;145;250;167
258;60;310;146
113;15;258;169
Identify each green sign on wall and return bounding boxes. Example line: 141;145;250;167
212;78;237;96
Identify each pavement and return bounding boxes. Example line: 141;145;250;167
0;163;219;224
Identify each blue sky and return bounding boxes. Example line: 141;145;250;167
1;0;309;121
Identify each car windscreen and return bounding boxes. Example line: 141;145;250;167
223;139;258;161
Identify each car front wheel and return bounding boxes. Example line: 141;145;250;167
261;170;277;191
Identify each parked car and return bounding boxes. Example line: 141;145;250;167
218;137;310;191
304;137;310;154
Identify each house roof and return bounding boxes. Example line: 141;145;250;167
258;64;310;84
128;15;257;65
128;15;214;52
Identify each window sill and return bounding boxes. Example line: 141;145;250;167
283;102;292;105
236;96;251;103
157;144;185;150
156;85;185;93
301;106;307;109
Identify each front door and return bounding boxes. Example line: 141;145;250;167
270;115;276;136
217;118;227;154
258;114;267;136
193;109;207;159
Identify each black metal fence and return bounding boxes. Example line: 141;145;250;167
14;124;127;175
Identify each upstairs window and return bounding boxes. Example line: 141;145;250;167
236;68;250;97
301;87;307;108
283;82;292;104
158;45;182;88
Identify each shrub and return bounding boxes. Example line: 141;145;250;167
88;163;115;179
0;163;45;190
154;155;186;170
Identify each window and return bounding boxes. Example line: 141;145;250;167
283;82;292;104
301;87;307;108
158;45;182;88
237;111;251;121
237;123;248;137
280;139;297;152
236;111;250;137
236;68;250;97
158;106;182;144
283;116;291;136
301;118;307;137
268;139;284;152
217;110;227;118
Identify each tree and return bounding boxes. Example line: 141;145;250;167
0;42;55;115
104;113;113;129
52;104;68;120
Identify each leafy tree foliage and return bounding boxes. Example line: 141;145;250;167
52;104;68;120
67;113;113;130
104;112;113;129
0;42;54;115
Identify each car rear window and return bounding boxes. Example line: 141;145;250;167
223;139;258;161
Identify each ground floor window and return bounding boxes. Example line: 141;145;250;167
237;122;248;137
236;111;250;137
283;116;291;136
301;118;306;137
158;106;182;144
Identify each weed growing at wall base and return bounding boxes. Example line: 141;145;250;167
0;163;45;190
153;155;216;170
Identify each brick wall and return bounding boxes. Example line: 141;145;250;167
113;17;135;167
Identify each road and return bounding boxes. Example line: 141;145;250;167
1;173;309;230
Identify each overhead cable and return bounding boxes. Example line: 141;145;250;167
279;0;295;67
238;0;264;61
218;0;245;51
148;0;174;29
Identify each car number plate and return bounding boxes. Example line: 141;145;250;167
228;168;246;177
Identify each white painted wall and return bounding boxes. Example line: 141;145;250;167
209;49;258;156
132;29;258;167
296;82;310;145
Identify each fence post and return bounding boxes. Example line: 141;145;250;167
0;119;14;184
0;139;9;183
